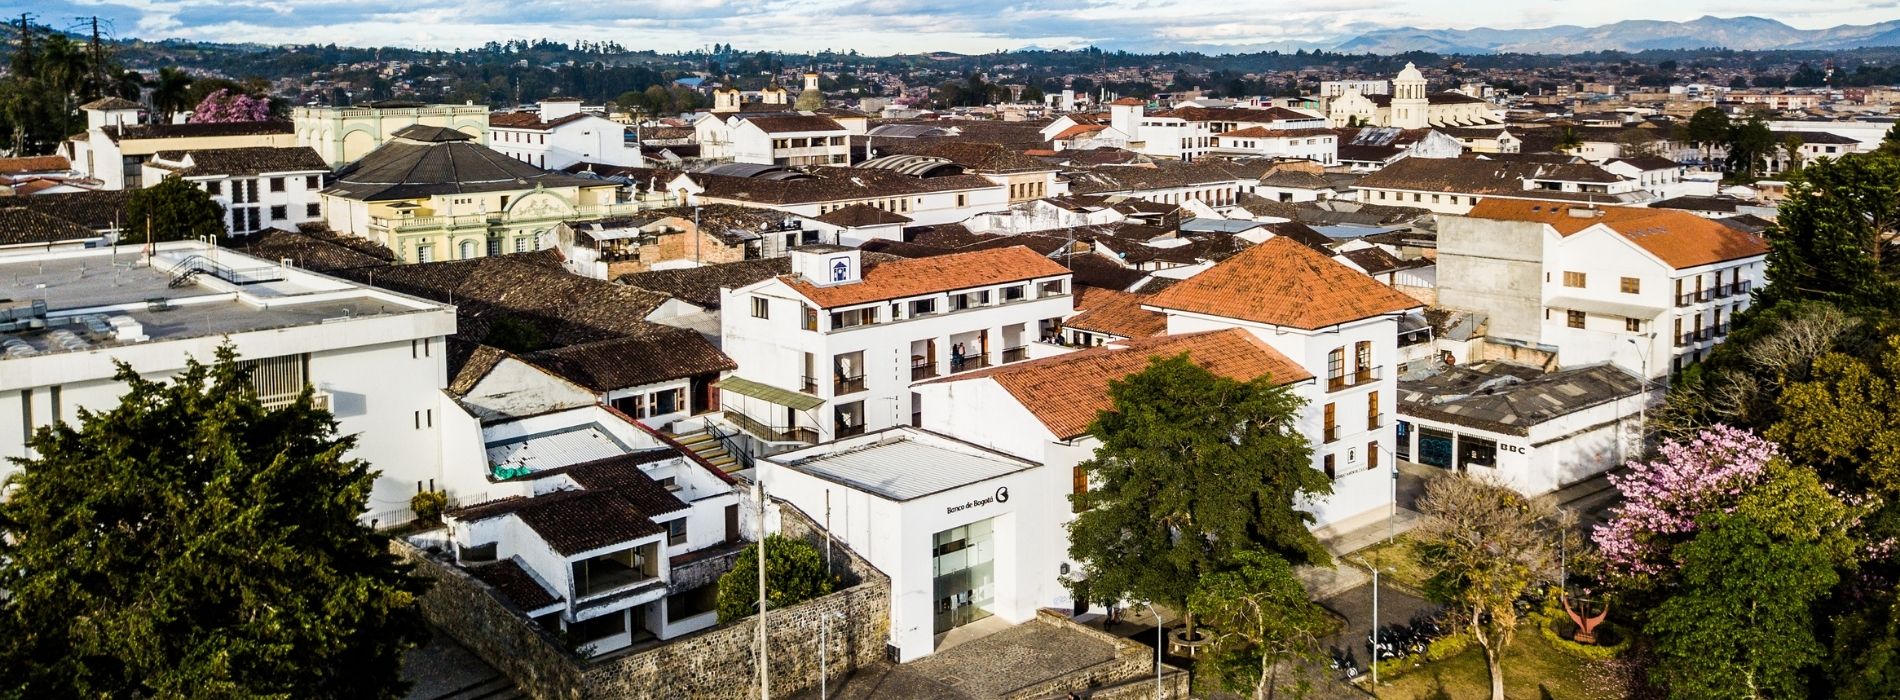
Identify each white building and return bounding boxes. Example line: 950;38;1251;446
1398;363;1655;496
717;246;1073;449
1211;127;1338;165
140;147;332;236
439;403;743;655
758;427;1071;661
694;113;852;166
1437;200;1769;379
1353;158;1651;214
1103;99;1329;161
0;240;455;524
672;165;1009;229
488;99;643;171
1327;63;1497;129
64;98;297;190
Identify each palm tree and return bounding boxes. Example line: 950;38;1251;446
152;68;195;122
112;70;147;101
1554;125;1584;154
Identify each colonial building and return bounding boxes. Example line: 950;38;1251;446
293;100;490;168
320;125;639;263
671;164;1008;228
693;113;852;166
1326;63;1497;129
488;99;642;171
551;204;817;279
64;98;297;190
1353;158;1649;214
1103;99;1330;161
141;147;331;236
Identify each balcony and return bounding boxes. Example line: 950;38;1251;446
1368;413;1383;430
1326;366;1382;393
1711;323;1730;338
722;410;818;445
573;546;660;601
1000;346;1027;364
911;362;938;381
837;424;866;439
1324;426;1340;444
951;355;991;374
834;374;866;395
800;376;819;395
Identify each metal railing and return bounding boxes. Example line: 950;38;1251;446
911;362;938;381
1326;366;1382;393
1001;346;1027;364
800;376;819;394
950;355;991;374
722;410;817;445
833;374;865;395
705;421;754;472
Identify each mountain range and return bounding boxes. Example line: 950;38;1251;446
1327;15;1900;55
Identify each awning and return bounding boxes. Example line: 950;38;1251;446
715;376;824;411
1545;295;1667;320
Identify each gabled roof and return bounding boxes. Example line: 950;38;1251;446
814;203;912;227
151;146;328;177
0;207;100;245
688;167;1000;205
519;331;736;392
81;96;142;111
1146;236;1421;330
938;328;1312;440
1354;157;1626;193
738;114;847;133
1461;199;1767;269
1065;287;1166;338
782;245;1068;308
0;156;73;173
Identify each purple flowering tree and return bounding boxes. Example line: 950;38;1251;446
191;89;272;123
1592;424;1777;580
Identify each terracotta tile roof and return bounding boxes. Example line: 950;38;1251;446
619;258;792;308
690;167;999;205
488;111;593;131
1066;287;1166;338
520;330;736;392
1053;124;1108;140
466;558;561;611
0;156;72;173
1462;200;1767;269
1355;158;1627;194
783;245;1069;308
872;140;1057;174
1146;236;1421;330
941;329;1312;439
1107;97;1147;106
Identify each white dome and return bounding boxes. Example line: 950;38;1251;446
1396;62;1425;83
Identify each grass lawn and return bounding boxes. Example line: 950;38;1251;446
1343;536;1434;593
1358;622;1622;700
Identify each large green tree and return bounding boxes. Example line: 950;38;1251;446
1646;513;1838;699
1758;152;1900;311
1724;115;1779;179
1188;550;1328;700
126;175;228;242
1683;107;1731;167
1066;354;1329;635
0;348;428;698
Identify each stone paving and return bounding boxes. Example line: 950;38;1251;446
798;620;1119;700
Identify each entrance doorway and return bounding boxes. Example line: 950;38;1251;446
932;518;996;635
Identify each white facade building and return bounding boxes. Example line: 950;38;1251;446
0;240;456;524
717;246;1073;449
141;147;332;236
694;113;851;166
1104;98;1329;161
488;99;642;171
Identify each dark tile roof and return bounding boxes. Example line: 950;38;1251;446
327;134;602;201
466;558;561;611
153;146;328;177
81;96;141;110
228;226;397;273
1605;156;1680;171
457;489;666;556
0;189;132;231
871;140;1055;173
1063;252;1148;291
106;121;292;142
1065;161;1246;195
1262;221;1339;253
815;203;912;227
0;207;101;245
690;167;999;205
739;114;847;133
1339;246;1424;275
1649;195;1743;213
1153;106;1321;123
855;239;957;258
1777;130;1863;145
489;111;595;131
1336;144;1404;163
619;258;790;309
1399;362;1643;436
519;330;736;392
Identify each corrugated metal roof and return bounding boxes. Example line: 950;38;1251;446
486;423;632;472
783;438;1033;501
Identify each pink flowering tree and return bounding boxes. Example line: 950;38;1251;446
190;89;272;123
1592;424;1778;583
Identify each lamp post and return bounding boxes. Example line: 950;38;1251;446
1143;601;1163;698
818;610;845;700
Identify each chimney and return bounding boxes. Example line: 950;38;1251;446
540;99;582;121
791;247;862;287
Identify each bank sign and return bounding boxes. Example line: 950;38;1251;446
946;486;1010;515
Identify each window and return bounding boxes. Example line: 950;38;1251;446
269;177;285;192
829;307;875;329
1001;286;1025;302
909;298;937;316
666;518;687;546
1367;391;1380;429
305;202;320;218
305;175;320;189
1368;441;1380;470
1354;341;1373;382
1072;466;1088;512
1458;436;1498;469
956;194;968;207
416;244;434;263
1567;310;1586;329
802;305;818;331
835;400;864;437
205;181;222;195
666;583;717;622
269;205;287;221
514;237;530;253
1323;453;1337;480
1626;317;1642;332
751;297;770;319
1323;403;1337;443
1039;280;1065;296
1620;276;1640;294
1563;271;1586;288
460;240;478;259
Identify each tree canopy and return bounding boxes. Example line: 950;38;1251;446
0;347;428;698
1758;151;1900;311
126;175;229;242
1066;354;1330;622
715;534;836;623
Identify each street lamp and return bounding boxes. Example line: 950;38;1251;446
1143;601;1164;699
818;609;846;700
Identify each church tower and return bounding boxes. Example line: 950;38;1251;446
1391;62;1429;129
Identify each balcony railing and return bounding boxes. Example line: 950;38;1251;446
951;355;991;374
1712;323;1730;338
836;424;866;439
1325;366;1382;393
1000;346;1027;364
1368;413;1384;430
911;362;938;381
799;376;819;395
833;374;865;395
722;410;817;445
1323;426;1340;444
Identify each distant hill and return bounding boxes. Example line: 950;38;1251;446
1332;15;1900;55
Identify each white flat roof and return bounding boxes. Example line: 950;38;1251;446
778;433;1034;502
486;423;633;472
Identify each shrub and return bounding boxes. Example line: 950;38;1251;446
410;490;447;522
715;535;835;623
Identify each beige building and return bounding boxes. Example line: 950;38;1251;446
63;98;295;190
320;125;640;263
1328;63;1497;129
294;100;490;168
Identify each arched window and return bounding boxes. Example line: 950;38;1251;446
460;240;478;259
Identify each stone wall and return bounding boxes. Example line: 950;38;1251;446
997;610;1191;700
393;541;588;700
582;502;891;699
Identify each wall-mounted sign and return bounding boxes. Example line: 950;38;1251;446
946;486;1011;515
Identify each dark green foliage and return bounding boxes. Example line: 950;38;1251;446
715;535;835;623
1188;550;1327;698
1646;514;1836;699
1724;115;1778;178
1066;354;1329;620
125;175;229;242
0;347;429;698
1759;152;1900;312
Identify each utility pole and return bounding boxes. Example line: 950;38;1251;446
85;16;109;91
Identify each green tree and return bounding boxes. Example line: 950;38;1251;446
152;67;197;120
1646;514;1837;699
715;534;835;623
1781;133;1807;173
1684;107;1731;166
1066;354;1329;638
1725;115;1778;178
0;347;429;698
125;175;228;242
1878;124;1900;157
1757;152;1900;311
1413;474;1561;700
1187;550;1327;700
1553;124;1583;154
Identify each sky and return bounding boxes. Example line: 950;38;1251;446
9;0;1900;54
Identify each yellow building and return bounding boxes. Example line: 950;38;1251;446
320;125;642;263
293;100;490;168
